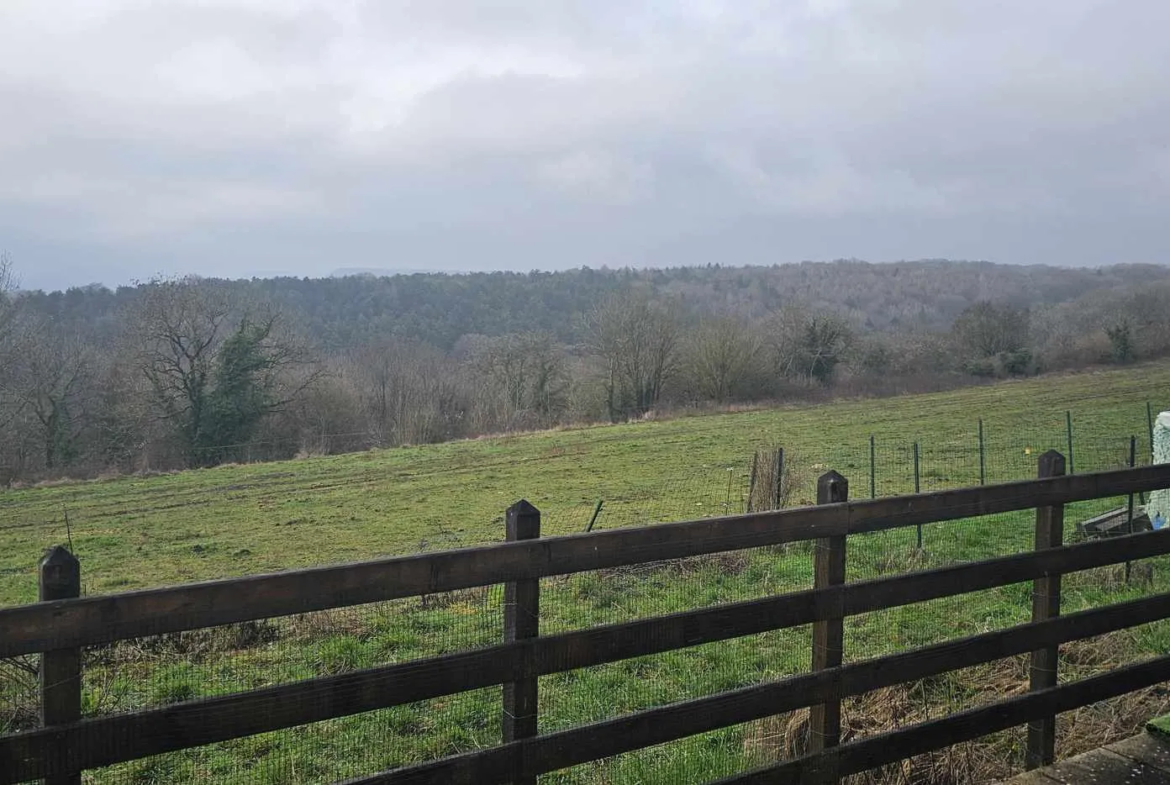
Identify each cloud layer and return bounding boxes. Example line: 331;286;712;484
2;1;1169;290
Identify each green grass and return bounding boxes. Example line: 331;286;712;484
1149;715;1170;737
3;362;1167;604
4;361;1170;783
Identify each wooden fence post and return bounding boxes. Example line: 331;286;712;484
810;470;848;782
1026;451;1066;770
39;545;81;785
503;500;540;785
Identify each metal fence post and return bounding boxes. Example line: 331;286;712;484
1026;451;1066;770
585;500;604;533
1127;436;1137;584
978;418;986;486
773;448;785;510
810;470;848;784
869;435;876;499
913;442;923;549
39;545;82;785
746;452;759;513
503;500;540;785
1066;411;1075;474
1148;401;1155;461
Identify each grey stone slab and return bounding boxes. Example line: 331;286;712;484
1110;733;1170;775
1040;748;1170;784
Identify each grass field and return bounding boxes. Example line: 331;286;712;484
5;362;1170;783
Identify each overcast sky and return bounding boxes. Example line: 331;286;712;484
2;1;1169;292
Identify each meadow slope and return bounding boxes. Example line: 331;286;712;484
5;363;1170;783
2;362;1169;605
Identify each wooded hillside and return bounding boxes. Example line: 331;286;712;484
2;257;1168;482
18;260;1169;349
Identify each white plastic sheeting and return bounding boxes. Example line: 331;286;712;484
1147;411;1170;528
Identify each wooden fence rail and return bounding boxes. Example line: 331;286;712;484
5;461;1170;659
4;453;1170;784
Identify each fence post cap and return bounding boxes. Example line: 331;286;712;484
817;470;849;503
1038;450;1067;475
39;545;78;570
507;499;540;517
817;469;847;486
40;545;80;599
506;500;541;540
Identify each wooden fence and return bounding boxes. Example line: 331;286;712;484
5;452;1170;783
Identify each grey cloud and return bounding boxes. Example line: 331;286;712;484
1;0;1169;291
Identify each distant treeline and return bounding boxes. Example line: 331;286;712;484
1;256;1167;482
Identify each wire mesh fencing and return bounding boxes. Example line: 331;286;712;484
67;587;507;783
531;420;1169;783
541;462;813;779
797;418;1170;784
6;401;1170;784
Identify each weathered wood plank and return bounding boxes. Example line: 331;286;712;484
4;464;1170;656
712;655;1170;785
6;534;1170;781
337;595;1170;785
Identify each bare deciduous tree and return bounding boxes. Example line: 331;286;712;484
766;306;852;387
0;254;31;431
134;279;230;460
21;323;94;469
465;331;567;429
952;301;1029;358
132;278;316;466
685;316;760;403
350;338;468;447
585;291;681;421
